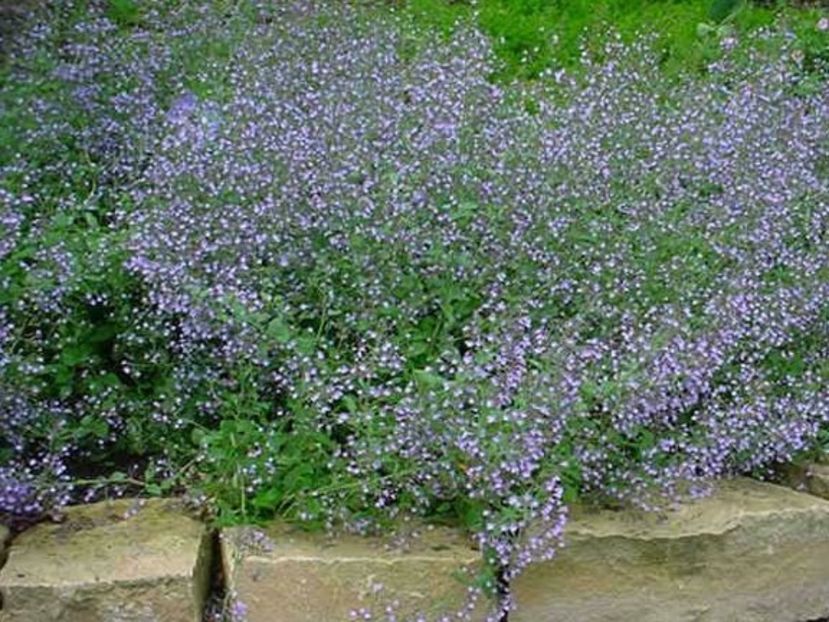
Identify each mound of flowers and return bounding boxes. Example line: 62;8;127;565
1;1;827;618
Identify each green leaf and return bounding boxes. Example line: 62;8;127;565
80;415;109;439
88;322;119;344
191;427;205;446
252;487;281;510
413;369;444;390
341;395;358;413
455;498;487;531
449;201;478;227
107;0;142;27
697;22;717;38
708;0;740;24
295;334;317;355
61;343;94;367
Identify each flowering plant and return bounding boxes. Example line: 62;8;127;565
1;1;828;618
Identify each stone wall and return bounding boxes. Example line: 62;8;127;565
1;471;828;621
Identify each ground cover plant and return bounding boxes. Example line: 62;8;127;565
401;0;829;78
1;0;828;620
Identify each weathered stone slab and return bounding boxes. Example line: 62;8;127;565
0;499;211;622
222;523;486;622
511;478;829;622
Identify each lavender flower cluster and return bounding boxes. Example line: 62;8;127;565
1;1;828;619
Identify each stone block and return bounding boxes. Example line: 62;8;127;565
222;523;485;622
511;478;829;622
0;498;211;622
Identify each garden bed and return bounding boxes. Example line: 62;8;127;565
1;1;828;620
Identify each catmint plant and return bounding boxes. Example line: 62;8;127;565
0;1;827;619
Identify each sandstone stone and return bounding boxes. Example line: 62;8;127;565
511;478;829;622
0;498;211;622
222;523;486;622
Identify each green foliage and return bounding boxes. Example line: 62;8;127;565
709;0;742;23
107;0;142;28
1;0;827;550
398;0;824;78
